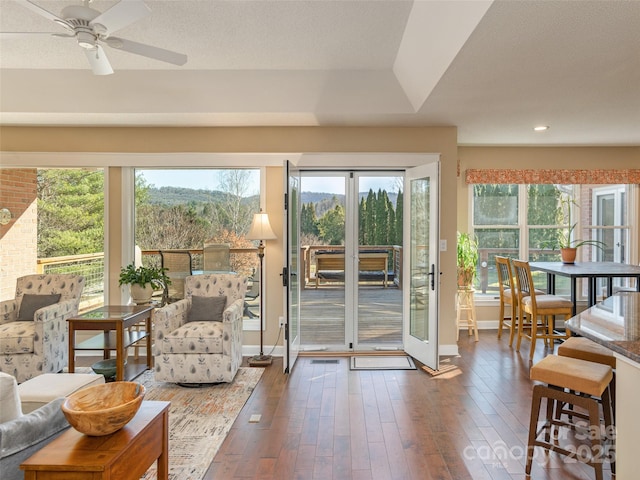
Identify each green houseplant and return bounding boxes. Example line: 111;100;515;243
548;197;605;263
118;263;170;304
457;232;479;289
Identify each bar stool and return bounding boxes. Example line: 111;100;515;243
558;336;617;418
496;256;518;345
456;287;478;341
512;259;573;361
526;355;615;480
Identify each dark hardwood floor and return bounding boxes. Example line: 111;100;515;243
207;330;613;480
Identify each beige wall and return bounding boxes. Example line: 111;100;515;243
0;126;460;353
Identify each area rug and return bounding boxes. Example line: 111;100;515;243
350;355;416;370
138;367;264;480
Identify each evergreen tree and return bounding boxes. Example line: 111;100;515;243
318;204;345;245
394;190;403;245
37;169;105;257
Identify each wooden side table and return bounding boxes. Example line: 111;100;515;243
456;287;479;341
21;401;169;480
68;305;154;381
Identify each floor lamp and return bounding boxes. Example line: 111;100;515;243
246;211;277;366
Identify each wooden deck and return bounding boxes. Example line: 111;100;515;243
300;285;402;348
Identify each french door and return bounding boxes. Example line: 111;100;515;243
283;161;301;373
403;162;439;370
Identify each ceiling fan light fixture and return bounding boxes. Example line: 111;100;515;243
77;31;96;49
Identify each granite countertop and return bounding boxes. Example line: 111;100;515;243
565;292;640;364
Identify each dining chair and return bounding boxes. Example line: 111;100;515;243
160;250;193;303
203;243;231;273
512;259;573;361
495;256;518;346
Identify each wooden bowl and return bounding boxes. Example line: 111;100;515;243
61;382;145;436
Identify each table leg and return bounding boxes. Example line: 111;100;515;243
146;313;153;370
157;408;169;480
116;323;124;381
68;323;75;373
570;277;577;316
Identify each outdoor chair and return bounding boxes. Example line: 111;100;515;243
0;274;85;383
160;250;192;303
152;273;248;384
203;243;231;273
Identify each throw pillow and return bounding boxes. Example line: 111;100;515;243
188;295;227;322
0;372;23;423
17;294;62;321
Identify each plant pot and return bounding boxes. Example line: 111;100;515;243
457;268;475;288
560;247;577;264
130;283;154;304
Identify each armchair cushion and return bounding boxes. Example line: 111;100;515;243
17;294;61;321
163;321;224;354
0;322;35;354
188;295;226;322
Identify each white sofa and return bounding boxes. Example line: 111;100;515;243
0;372;70;480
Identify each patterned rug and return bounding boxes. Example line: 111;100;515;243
138;367;264;480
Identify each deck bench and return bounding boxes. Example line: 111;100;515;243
315;250;388;288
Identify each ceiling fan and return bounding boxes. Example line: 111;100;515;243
2;0;188;75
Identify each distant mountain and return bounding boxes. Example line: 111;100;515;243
148;186;258;205
301;191;398;206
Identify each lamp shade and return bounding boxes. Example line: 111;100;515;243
246;212;277;241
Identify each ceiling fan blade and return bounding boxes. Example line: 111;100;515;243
13;0;73;29
0;32;57;38
105;37;187;66
85;46;114;75
91;0;151;36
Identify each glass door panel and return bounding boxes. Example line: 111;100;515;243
299;174;347;350
355;174;403;349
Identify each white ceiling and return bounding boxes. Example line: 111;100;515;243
1;0;639;146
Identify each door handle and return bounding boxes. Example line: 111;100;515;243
280;267;288;287
428;264;436;290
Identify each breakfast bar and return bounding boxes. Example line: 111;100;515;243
564;292;640;479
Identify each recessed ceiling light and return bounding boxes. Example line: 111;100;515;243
534;126;549;132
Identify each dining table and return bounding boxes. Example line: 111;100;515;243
564;292;640;479
529;261;640;315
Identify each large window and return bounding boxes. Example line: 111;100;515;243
472;184;633;299
133;168;262;323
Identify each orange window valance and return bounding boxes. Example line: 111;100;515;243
465;169;640;185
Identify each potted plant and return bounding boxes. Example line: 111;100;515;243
118;263;170;304
549;197;605;263
457;232;478;289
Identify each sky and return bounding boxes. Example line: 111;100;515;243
137;169;401;195
138;169;260;192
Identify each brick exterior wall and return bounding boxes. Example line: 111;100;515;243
0;169;38;300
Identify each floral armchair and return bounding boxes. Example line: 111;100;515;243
0;274;85;383
153;274;248;384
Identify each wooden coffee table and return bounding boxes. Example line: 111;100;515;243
68;305;154;381
21;401;169;480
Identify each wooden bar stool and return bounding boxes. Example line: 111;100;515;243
512;259;573;361
496;256;518;345
558;336;617;418
526;355;615;480
456;287;478;341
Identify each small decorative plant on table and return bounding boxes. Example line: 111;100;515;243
118;263;170;304
548;196;605;264
457;232;479;289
